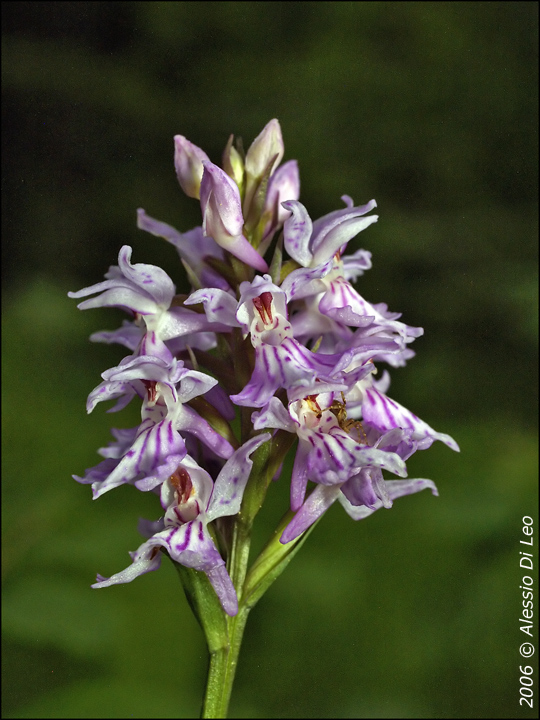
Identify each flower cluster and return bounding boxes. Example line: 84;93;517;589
70;119;458;616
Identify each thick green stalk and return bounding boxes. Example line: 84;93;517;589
201;514;253;718
202;606;250;718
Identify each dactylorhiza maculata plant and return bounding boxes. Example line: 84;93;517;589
69;119;459;718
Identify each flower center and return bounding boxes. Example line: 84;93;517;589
142;380;158;404
252;292;274;326
305;394;322;417
169;466;194;505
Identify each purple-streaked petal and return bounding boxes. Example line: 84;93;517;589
159;306;227;341
93;518;237;616
117;246;176;308
138;516;165;538
164;519;222;572
92;418;187;498
98;426;139;459
68;276;133;300
312;214;378;267
166;330;218;355
69;246;176;315
137;210;224;268
305;431;407;486
91;353;182;408
73;457;119;486
101;354;177;384
87;380;138;414
280;262;330;303
318;279;375;327
92;537;163;588
185;288;239;327
137;332;175;364
339;478;439;520
200;165;268;270
362;388;460;452
175;404;233;459
289;304;350;344
173;135;210;199
251;397;297;432
263;160;300;238
207;565;238;617
231;334;353;408
341;467;392;509
290;440;311;511
90;321;143;351
342;248;373;282
204;384;236;421
69;286;159;315
282;200;314;266
164;520;238;615
200;162;244;237
310;198;377;258
207;433;271;522
373;346;417;369
230;340;317;408
176;368;218;404
281;484;341;543
222;233;269;273
286;378;349;404
321;304;375;328
319;279;423;342
374;427;418;461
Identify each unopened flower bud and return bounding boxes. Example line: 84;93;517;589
200;162;268;272
174;135;210;199
222;134;245;194
244;119;284;215
263;160;300;238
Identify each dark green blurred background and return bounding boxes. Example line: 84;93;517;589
2;2;538;718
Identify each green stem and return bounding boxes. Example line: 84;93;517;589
202;606;250;718
201;515;253;718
